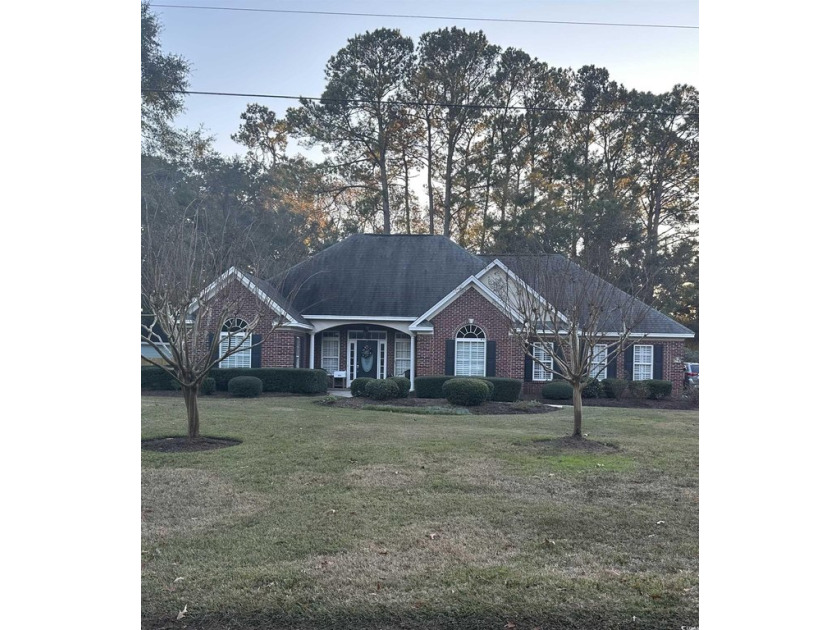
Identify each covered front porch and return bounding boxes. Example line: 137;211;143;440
306;320;420;391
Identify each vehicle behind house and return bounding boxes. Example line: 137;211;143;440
684;362;699;387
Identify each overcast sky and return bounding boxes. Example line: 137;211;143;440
148;0;699;157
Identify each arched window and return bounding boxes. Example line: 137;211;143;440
219;318;252;368
455;324;486;376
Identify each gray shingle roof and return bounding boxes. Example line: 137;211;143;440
268;234;692;337
484;254;694;337
238;269;307;325
276;234;486;317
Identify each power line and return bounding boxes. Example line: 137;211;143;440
142;88;699;117
148;3;699;30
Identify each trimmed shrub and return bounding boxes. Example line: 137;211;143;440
542;381;573;400
209;368;328;394
414;376;451;399
581;378;602;399
601;378;628;399
365;379;401;401
443;378;490;406
351;377;374;397
479;379;495;401
141;366;178;391
228;376;263;398
483;377;523;402
628;380;650;399
645;379;673;400
200;377;216;396
387;376;410;398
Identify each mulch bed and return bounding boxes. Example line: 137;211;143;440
330;396;556;415
548;396;698;410
141;390;697;410
141;436;242;452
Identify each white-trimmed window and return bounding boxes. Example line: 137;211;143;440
633;344;653;380
532;342;553;381
219;318;252;369
455;324;486;377
589;344;609;380
321;331;340;373
395;333;411;377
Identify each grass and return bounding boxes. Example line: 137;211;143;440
142;394;698;629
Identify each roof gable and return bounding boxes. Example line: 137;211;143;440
194;266;311;329
409;271;523;331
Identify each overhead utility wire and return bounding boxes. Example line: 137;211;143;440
142;88;698;117
148;4;699;30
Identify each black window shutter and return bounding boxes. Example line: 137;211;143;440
524;348;533;382
653;344;663;380
486;341;496;377
445;339;455;376
553;344;564;380
607;349;618;379
251;334;262;368
624;347;634;380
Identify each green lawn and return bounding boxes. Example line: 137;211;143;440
141;395;698;629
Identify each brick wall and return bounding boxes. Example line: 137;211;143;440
419;287;522;379
520;338;686;397
199;278;304;368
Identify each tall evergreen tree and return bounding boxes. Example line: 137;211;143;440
416;27;499;237
286;28;415;234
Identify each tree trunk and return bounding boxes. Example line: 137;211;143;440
379;157;391;234
183;384;200;439
404;159;411;234
572;384;583;438
426;117;435;235
443;141;455;237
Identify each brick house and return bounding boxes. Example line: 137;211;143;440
198;234;694;395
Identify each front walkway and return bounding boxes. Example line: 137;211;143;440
327;388;352;398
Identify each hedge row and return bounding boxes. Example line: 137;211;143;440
208;368;328;394
442;378;490;406
541;377;672;400
141;366;328;394
352;376;411;400
414;376;522;402
141;366;179;390
228;375;263;397
629;379;673;400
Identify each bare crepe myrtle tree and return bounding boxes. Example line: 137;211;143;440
492;256;652;438
141;200;297;439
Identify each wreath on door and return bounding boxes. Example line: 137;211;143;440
360;343;375;373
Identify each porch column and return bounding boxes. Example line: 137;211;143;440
409;332;416;392
309;332;316;369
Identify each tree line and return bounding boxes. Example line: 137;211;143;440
142;4;698;333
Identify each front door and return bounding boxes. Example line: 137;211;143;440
356;340;378;379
